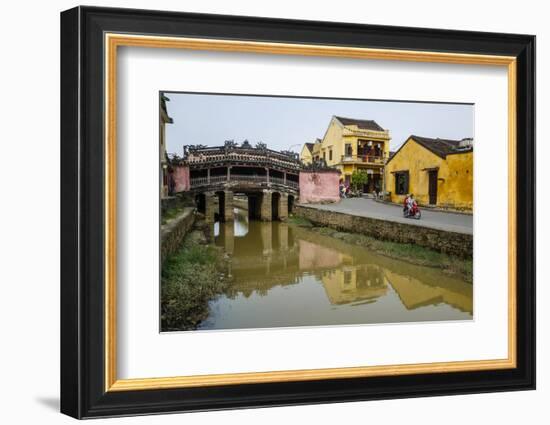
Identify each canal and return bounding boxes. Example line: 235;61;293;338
198;208;473;330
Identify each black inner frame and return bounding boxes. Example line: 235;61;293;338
60;6;535;419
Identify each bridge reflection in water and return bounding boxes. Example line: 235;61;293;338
200;208;472;330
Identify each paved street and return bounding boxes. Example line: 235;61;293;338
301;198;473;235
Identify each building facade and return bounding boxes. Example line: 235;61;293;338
160;94;173;198
384;135;473;211
300;140;319;165
300;116;391;193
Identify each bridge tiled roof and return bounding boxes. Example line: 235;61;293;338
184;145;302;172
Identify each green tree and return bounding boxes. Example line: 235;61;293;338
350;170;369;192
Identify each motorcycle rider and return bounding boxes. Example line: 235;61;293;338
339;181;346;199
407;194;416;216
403;194;411;215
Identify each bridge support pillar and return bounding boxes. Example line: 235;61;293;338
204;191;216;222
279;193;289;221
260;190;272;221
223;220;234;255
279;222;289;251
261;220;273;258
223;190;234;221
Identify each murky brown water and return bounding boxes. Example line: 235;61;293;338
198;208;473;330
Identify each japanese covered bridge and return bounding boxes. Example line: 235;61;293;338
178;142;302;222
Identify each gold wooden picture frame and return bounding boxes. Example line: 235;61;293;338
104;33;517;392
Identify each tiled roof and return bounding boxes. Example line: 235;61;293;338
410;135;471;159
334;116;385;131
303;142;314;153
386;135;473;166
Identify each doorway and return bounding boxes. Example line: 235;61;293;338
428;170;438;205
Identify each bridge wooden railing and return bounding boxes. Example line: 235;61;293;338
190;174;299;189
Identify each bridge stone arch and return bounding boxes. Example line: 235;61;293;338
246;192;263;220
195;193;206;214
287;194;295;215
213;190;234;222
270;191;290;221
271;192;281;220
194;188;295;223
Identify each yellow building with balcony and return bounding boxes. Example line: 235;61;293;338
300;116;391;193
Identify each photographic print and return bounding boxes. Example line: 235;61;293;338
61;8;535;417
159;92;474;332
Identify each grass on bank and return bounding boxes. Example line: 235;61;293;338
287;215;472;283
161;230;228;331
161;206;185;225
286;215;314;227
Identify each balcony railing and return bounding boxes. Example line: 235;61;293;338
190;174;299;189
190;177;209;186
340;155;385;164
269;176;285;186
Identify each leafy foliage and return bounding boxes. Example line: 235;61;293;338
350;170;369;191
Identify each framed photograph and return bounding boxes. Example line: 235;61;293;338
60;6;535;419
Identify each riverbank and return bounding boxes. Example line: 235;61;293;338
293;201;472;258
161;220;230;331
287;215;472;283
161;207;196;261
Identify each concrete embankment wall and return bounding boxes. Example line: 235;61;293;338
161;207;195;262
294;205;472;258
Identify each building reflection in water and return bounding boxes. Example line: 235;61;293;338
205;207;472;330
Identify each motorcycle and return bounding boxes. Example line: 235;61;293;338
403;200;421;219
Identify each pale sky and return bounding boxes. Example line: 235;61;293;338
163;92;474;156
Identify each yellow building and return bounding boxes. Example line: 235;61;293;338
384;135;473;211
300;116;391;192
299;139;319;165
321;265;388;305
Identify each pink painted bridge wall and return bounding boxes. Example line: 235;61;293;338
172;165;190;192
299;171;340;204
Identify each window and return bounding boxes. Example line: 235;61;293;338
322;151;326;161
395;171;409;195
345;144;352;156
343;270;352;286
329;149;333;161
